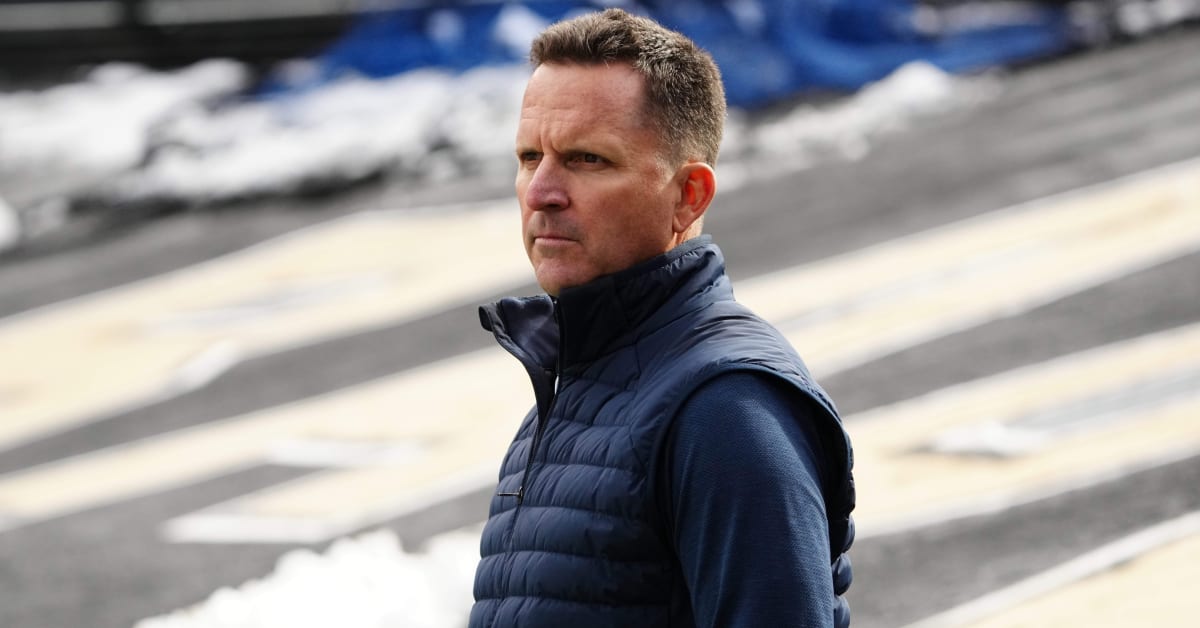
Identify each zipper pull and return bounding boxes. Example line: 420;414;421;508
497;486;524;501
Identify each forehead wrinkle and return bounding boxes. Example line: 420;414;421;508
519;63;653;142
518;98;643;156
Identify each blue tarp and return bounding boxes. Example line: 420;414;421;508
274;0;1075;108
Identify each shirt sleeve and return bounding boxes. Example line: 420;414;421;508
662;370;837;628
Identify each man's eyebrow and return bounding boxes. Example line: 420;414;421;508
563;136;621;154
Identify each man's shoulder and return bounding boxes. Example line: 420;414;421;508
655;298;794;358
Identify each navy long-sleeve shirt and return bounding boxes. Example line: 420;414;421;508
661;371;840;627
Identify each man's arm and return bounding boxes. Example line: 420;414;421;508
663;371;839;628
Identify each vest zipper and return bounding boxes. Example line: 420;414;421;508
497;365;558;550
498;304;564;547
497;366;557;503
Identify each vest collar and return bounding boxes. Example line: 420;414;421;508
480;236;732;372
556;236;728;365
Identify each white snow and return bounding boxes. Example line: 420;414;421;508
0;59;994;209
135;527;480;628
0;60;248;176
718;61;999;191
94;64;532;204
1;4;1197;212
752;61;995;162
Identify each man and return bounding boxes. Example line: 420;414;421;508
472;8;855;628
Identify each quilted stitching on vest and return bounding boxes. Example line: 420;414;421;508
472;239;854;628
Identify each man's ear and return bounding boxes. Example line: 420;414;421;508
672;162;716;236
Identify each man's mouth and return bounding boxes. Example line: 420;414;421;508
534;233;576;243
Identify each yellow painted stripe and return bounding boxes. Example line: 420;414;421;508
737;158;1200;375
0;202;529;450
907;512;1200;628
850;321;1200;536
0;348;526;529
155;320;1200;543
963;532;1200;628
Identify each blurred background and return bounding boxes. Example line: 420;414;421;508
1;1;1198;627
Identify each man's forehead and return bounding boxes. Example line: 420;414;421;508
521;63;648;121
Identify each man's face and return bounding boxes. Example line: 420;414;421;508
515;62;683;296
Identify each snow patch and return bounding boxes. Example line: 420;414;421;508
721;62;999;190
93;64;530;205
1;58;989;210
136;528;479;628
753;61;997;162
0;60;248;176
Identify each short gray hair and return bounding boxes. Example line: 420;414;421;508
529;8;726;166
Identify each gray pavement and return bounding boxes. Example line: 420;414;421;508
2;27;1199;628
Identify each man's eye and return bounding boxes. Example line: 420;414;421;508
574;153;604;165
518;151;541;164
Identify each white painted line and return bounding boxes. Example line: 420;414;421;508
165;340;244;394
163;466;495;545
145;273;391;334
927;365;1200;457
857;444;1200;540
904;510;1200;628
0;199;530;451
264;438;426;469
162;513;343;546
0;347;525;537
739;153;1200;310
848;320;1200;538
737;155;1200;377
0;199;512;328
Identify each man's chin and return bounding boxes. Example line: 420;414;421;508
537;277;569;297
535;267;595;297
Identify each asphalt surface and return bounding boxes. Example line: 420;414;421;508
2;27;1199;628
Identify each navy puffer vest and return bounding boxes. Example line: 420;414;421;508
471;238;855;628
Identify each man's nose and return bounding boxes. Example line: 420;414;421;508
524;160;569;211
